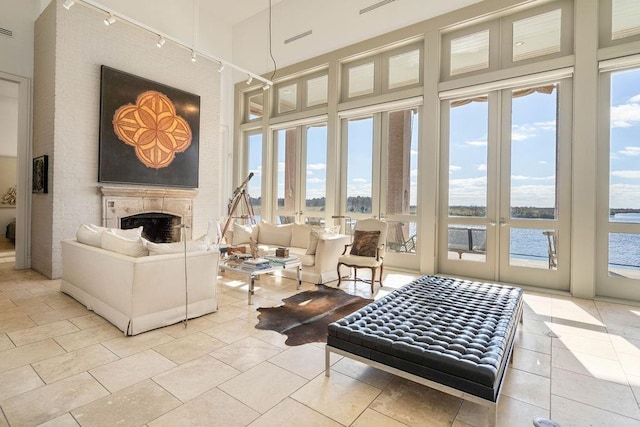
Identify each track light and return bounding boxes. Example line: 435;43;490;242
262;84;270;91
217;63;225;72
246;75;253;85
156;35;165;48
191;50;197;62
104;13;116;26
63;0;75;10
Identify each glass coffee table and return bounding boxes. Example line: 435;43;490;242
219;258;302;304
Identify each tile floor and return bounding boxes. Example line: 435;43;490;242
1;260;640;426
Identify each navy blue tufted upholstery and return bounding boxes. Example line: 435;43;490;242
327;275;523;402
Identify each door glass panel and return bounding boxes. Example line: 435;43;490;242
387;221;417;253
448;225;486;262
246;93;263;121
346;117;373;214
609;69;640;222
388;49;420;89
306;75;328;107
510;85;558;219
509;228;554;269
450;30;489;76
612;0;640;40
305;124;327;217
278;84;297;113
385;109;418;215
247;133;262;220
608;232;640;278
348;62;375;98
448;99;488;217
512;9;562;62
275;128;297;211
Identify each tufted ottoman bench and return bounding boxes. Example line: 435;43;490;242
326;275;523;426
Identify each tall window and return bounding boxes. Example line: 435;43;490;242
246;132;263;220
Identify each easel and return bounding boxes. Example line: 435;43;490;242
220;172;257;242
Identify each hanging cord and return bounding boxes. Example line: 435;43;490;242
268;0;277;81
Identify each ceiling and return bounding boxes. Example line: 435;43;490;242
198;0;284;26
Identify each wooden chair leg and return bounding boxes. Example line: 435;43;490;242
379;263;384;287
370;267;376;293
337;263;342;287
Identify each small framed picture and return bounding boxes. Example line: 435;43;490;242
32;155;48;194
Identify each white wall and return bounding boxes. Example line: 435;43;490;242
0;0;39;78
0;79;18;157
232;0;481;76
33;0;222;278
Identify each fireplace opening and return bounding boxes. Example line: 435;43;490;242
121;212;182;243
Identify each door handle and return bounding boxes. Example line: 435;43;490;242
489;221;496;227
499;218;509;227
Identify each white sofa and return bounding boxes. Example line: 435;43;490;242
226;221;350;285
61;239;219;335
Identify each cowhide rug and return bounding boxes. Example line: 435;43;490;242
255;285;373;346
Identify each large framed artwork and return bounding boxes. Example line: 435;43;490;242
99;66;200;188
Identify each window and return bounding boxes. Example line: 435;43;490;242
244;91;264;122
277;83;297;114
272;71;328;116
512;9;562;62
450;30;490;76
341;42;423;101
306;75;328;107
246;131;263;220
612;0;640;40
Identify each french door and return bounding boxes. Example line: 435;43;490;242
438;79;571;290
272;121;328;225
340;103;420;270
596;66;640;300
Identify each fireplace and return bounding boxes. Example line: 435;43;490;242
121;212;182;243
100;186;197;242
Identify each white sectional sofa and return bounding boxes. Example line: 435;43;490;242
226;221;350;285
61;238;219;335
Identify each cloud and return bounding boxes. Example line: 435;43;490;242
352;178;368;183
510;184;556;207
610;183;640;208
629;93;640;102
539;160;548;164
411;150;418;156
411;169;418;177
465;140;487;147
449;165;462;173
511;124;537;141
611;102;640;128
307;163;326;170
307;177;325;184
533;120;557;131
620;146;640;156
477;164;487;171
511;175;555;181
611;170;640;179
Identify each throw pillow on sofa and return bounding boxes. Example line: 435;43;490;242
100;230;148;257
231;222;259;246
290;223;312;249
259;221;293;247
306;225;340;255
76;224;143;247
146;240;208;256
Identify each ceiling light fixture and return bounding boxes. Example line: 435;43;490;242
156;35;165;48
63;0;75;10
191;50;197;62
246;75;253;85
515;41;525;46
217;62;225;72
104;13;116;25
262;84;270;91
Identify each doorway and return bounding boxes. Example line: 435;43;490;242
438;79;571;291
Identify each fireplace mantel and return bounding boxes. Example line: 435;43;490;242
100;186;198;239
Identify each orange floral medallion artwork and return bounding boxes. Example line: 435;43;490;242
112;90;192;169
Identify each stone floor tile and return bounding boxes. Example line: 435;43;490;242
551;366;640;419
618;352;640;377
0;334;13;352
89;349;176;392
0;314;37;334
249;397;341;427
153;331;226;364
159;316;216;338
37;413;80;427
515;330;552;354
331;357;395;390
153;355;240;402
292;369;381;426
71;380;181;427
0;372;108;426
203;304;254;324
53;323;122;352
148;387;260;427
30;306;94;326
32;343;119;384
220;361;307;414
68;314;109;330
0;339;65;373
351;408;408;427
456;395;548;427
551;346;627;383
7;319;79;346
502;368;550;410
210;336;283;371
250;329;289;348
201;318;257;344
511;347;551;378
552;332;618;360
102;330;174;358
0;365;44;401
551;394;640;426
268;344;340;380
